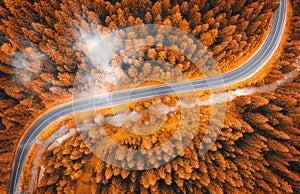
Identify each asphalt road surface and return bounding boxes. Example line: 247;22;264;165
9;0;286;193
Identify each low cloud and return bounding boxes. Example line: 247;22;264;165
12;47;46;84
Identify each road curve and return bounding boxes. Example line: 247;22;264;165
9;0;286;193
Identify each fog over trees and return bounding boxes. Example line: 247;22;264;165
0;0;299;193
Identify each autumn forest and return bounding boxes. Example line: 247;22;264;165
0;0;300;193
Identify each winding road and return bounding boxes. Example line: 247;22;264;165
9;0;286;193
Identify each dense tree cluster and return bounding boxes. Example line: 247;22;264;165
32;133;93;194
259;0;300;85
34;72;300;193
0;0;299;193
